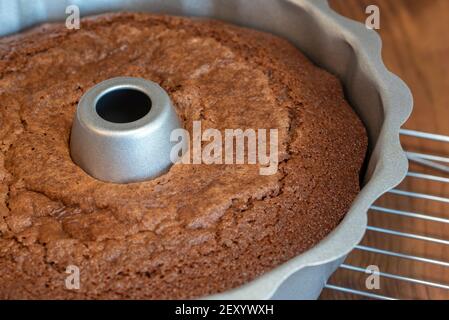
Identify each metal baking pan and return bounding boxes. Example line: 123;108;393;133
0;0;413;299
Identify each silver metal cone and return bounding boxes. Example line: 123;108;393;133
70;77;182;183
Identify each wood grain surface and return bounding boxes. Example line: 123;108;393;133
319;0;449;300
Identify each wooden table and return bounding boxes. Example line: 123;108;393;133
319;0;449;300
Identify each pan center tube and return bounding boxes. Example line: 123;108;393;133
70;77;184;183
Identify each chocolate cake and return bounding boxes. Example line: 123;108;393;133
0;13;367;299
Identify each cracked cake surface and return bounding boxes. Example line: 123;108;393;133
0;13;367;299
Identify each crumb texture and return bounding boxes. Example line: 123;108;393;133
0;13;367;299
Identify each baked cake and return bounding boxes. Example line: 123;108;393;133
0;13;367;299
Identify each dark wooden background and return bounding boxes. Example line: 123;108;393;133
319;0;449;300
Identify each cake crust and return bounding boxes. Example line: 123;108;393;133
0;13;367;299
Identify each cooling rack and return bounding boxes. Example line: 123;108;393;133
321;129;449;300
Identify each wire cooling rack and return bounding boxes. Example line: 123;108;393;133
321;129;449;300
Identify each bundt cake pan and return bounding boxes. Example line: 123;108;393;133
0;0;413;299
